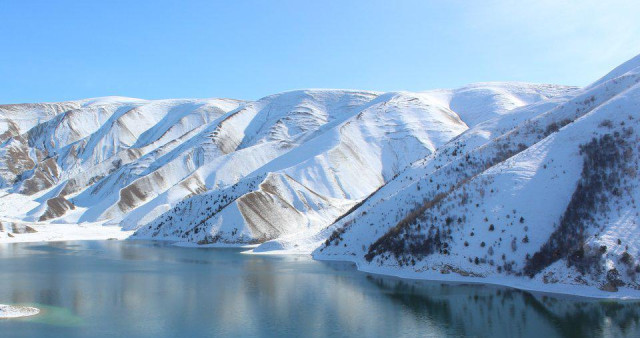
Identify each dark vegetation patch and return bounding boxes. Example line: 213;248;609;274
364;188;459;264
363;115;578;265
144;176;262;241
524;128;637;277
323;185;385;248
361;88;638;271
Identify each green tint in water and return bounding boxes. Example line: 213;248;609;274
10;303;83;327
0;240;639;337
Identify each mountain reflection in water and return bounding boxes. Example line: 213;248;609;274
0;240;638;337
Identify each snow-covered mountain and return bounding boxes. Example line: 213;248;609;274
2;54;640;296
0;84;568;235
312;54;640;295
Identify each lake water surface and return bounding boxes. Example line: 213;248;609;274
1;240;639;337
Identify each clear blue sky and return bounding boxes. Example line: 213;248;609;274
1;0;639;103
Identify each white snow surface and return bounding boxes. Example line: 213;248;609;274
3;54;640;298
0;304;40;318
309;55;640;298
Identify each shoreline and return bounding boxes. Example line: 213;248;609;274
2;231;639;301
314;254;640;301
0;222;133;244
249;248;640;300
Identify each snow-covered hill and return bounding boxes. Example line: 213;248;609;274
0;84;567;238
310;54;640;297
2;54;640;297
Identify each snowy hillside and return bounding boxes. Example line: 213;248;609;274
132;85;572;246
0;84;568;242
311;54;640;296
3;54;640;297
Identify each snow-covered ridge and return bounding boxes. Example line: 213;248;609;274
310;55;640;298
0;84;567;238
3;54;640;298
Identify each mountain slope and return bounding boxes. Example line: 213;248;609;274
130;84;569;245
311;55;640;295
4;54;640;297
0;84;569;240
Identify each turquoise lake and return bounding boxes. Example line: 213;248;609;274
1;240;639;337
